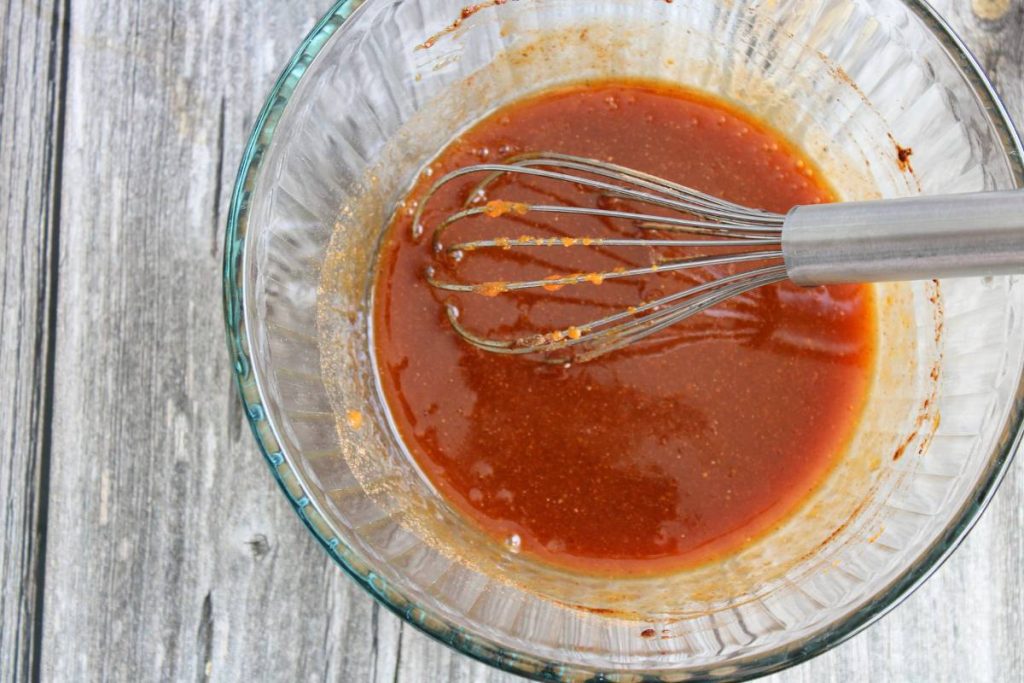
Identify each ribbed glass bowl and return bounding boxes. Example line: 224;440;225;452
223;1;1024;680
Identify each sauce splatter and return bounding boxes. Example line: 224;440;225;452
373;81;876;575
483;200;530;218
417;0;509;50
896;144;913;172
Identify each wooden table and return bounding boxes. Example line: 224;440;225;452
2;1;1022;680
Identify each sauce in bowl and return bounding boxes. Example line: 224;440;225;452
373;81;875;575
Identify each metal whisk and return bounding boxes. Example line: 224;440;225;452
412;152;1024;360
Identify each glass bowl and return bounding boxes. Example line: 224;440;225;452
223;0;1024;680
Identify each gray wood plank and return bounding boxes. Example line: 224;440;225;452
0;1;67;681
39;3;401;681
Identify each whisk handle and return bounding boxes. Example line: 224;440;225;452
782;190;1024;286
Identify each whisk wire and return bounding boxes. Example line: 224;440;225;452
413;155;785;240
428;249;783;294
445;264;788;359
460;153;786;226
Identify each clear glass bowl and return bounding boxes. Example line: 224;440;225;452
223;1;1024;679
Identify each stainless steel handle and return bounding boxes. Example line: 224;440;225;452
782;190;1024;286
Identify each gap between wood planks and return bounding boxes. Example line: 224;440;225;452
23;1;71;681
0;0;70;677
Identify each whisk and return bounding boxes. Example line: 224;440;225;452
413;152;1024;360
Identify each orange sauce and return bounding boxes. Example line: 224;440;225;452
373;81;876;575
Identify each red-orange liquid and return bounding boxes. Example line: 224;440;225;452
373;81;875;575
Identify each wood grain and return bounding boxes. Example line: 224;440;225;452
0;1;67;680
38;2;401;680
0;0;1018;681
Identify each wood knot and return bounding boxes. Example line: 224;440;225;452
247;534;271;559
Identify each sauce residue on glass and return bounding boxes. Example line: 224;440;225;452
373;81;876;575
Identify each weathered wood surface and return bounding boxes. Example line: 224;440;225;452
0;1;66;681
37;2;404;681
0;1;1020;681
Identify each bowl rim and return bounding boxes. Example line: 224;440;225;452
222;1;1024;679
